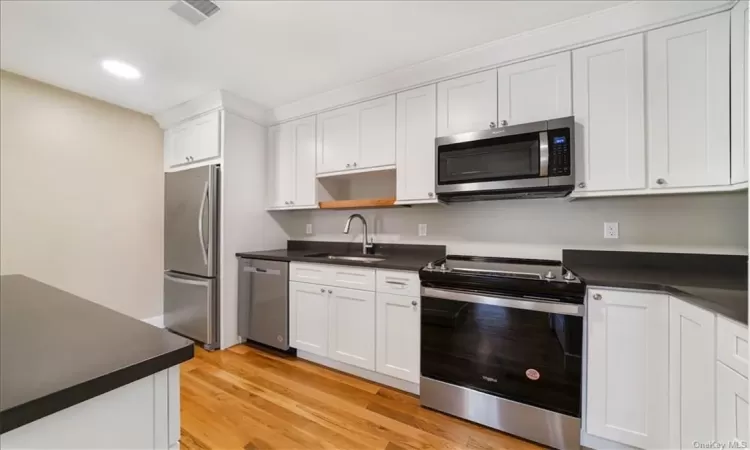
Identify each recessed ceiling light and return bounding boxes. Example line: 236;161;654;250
101;59;141;80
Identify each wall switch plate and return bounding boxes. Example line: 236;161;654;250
305;224;313;235
604;222;619;239
418;224;427;237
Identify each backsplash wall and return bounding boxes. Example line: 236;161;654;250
271;192;748;259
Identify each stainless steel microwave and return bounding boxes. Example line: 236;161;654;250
435;116;575;202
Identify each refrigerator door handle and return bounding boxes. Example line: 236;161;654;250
198;181;209;266
164;271;210;286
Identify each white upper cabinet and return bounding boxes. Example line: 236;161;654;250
396;84;437;204
376;292;420;383
586;288;669;449
731;1;749;184
267;116;317;209
164;110;222;169
317;104;359;174
647;12;731;189
266;125;290;208
358;95;397;169
497;52;572;125
437;69;497;137
668;297;716;449
289;281;329;357
291;117;317;207
573;34;646;193
316;96;396;175
327;286;376;370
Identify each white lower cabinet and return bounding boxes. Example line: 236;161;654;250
668;297;716;448
289;281;329;357
376;293;420;383
328;286;376;370
586;288;669;449
288;264;420;390
716;361;750;444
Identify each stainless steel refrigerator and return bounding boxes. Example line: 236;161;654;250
164;165;220;350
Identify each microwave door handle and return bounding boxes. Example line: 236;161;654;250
539;131;549;177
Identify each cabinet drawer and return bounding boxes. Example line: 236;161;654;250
717;316;749;377
289;262;329;284
376;269;420;297
328;265;375;291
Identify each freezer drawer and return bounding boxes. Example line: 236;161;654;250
164;271;217;349
238;258;289;350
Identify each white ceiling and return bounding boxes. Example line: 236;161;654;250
0;0;626;115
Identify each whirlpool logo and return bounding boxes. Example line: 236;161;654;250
481;376;498;383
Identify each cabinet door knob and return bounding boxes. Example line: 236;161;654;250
489;122;496;128
190;156;194;161
353;162;357;168
656;178;666;185
290;201;294;205
578;182;586;188
411;300;418;306
346;163;351;168
428;192;434;198
320;288;325;293
593;293;602;300
500;120;508;126
328;289;332;294
185;157;189;162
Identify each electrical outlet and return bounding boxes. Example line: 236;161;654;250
418;224;427;237
305;224;313;235
604;222;619;239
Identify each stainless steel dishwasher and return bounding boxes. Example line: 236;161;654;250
237;258;289;351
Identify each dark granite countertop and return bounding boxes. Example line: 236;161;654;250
563;250;748;324
0;275;194;434
237;240;445;272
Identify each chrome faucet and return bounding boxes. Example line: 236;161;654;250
343;214;374;255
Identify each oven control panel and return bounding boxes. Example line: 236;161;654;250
547;128;571;177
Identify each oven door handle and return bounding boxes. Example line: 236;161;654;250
422;287;584;317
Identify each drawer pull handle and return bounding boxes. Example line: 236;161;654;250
411;300;418;306
593;293;602;300
385;280;407;286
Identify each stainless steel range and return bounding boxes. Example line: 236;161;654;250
419;255;585;450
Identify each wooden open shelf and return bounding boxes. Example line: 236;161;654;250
318;197;397;210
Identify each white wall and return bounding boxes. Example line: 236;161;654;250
274;192;748;259
0;71;164;319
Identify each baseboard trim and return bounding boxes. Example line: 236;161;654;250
141;315;165;328
297;350;420;395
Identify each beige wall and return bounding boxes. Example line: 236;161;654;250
0;71;164;319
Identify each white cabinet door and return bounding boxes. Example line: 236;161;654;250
168;121;194;167
358;95;396;169
376;293;420;383
266;125;293;208
668;297;716;448
731;1;749;184
717;362;749;444
396;85;437;203
437;69;497;137
289;282;329;357
317;104;358;174
586;288;669;449
497;52;572;126
647;13;730;189
189;110;222;163
573;34;646;193
328;286;375;370
291;116;317;207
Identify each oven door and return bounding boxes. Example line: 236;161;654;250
420;286;583;417
435;124;549;194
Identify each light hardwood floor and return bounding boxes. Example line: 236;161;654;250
179;345;544;450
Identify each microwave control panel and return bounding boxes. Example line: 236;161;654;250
547;128;571;177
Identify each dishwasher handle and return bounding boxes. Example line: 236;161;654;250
243;266;281;275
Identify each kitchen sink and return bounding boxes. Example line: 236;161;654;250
304;253;386;263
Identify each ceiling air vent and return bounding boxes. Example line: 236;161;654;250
169;0;220;26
